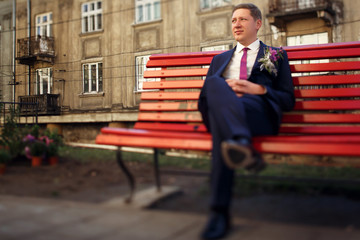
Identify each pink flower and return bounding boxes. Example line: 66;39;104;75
24;146;31;159
23;134;36;143
39;136;53;146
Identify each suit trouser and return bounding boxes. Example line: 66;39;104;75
199;76;277;211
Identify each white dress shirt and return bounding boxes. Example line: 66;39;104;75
222;39;260;80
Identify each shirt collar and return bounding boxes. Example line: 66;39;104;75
236;39;260;53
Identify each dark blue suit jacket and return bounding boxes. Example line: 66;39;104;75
198;41;295;133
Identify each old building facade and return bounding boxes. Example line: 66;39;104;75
0;0;14;103
3;0;360;142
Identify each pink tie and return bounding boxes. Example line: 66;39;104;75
240;48;249;80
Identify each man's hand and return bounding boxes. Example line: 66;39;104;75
225;79;266;97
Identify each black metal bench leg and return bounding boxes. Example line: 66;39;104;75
116;147;135;203
154;148;162;192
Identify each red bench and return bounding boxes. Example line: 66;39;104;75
96;41;360;202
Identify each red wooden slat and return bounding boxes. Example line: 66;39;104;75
101;127;211;140
138;112;203;122
96;134;212;151
143;80;204;90
139;100;360;112
282;113;360;123
147;56;213;67
290;61;360;73
96;133;360;156
148;51;222;60
141;91;200;100
294;88;360;98
140;101;198;111
134;122;208;132
254;135;360;143
284;41;360;52
279;126;360;134
294;100;360;110
287;48;360;60
144;68;208;78
292;74;360;86
253;141;360;156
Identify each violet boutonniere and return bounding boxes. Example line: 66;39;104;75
259;47;284;76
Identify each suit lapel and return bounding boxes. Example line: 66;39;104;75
251;41;267;75
216;47;236;76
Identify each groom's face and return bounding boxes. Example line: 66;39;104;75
231;8;262;46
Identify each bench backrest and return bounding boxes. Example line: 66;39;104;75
135;41;360;136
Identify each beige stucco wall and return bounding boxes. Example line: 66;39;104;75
12;0;360;128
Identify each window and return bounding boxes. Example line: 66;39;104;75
36;12;53;37
298;0;316;9
287;32;328;46
135;55;160;92
287;32;329;76
200;0;231;10
82;62;103;93
201;44;231;52
36;68;53;95
82;1;103;33
135;0;161;23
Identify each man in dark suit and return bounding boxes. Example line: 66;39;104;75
198;3;295;240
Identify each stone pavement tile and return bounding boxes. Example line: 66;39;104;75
226;219;360;240
0;196;127;240
100;210;206;240
0;196;61;224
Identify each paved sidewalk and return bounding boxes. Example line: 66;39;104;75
1;195;360;240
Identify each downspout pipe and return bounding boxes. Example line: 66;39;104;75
27;0;31;95
12;0;16;104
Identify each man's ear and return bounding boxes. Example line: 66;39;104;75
256;19;262;31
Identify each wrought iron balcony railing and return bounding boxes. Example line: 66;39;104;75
269;0;330;13
18;94;60;116
16;36;55;65
267;0;335;29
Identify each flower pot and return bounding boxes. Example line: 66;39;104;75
49;156;58;166
0;164;6;175
31;156;42;167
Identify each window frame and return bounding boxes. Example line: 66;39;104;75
81;1;103;33
135;0;161;24
82;62;103;94
135;55;160;92
200;0;231;10
35;68;53;95
35;12;53;37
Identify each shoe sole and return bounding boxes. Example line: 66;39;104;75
221;141;255;169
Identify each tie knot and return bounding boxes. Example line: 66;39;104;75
243;47;249;52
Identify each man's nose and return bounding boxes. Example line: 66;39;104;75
233;20;241;27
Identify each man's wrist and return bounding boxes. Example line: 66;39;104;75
258;85;267;95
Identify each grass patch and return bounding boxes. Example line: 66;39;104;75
60;145;360;197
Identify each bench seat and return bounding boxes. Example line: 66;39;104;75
96;41;360;202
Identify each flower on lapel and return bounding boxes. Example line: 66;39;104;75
258;47;284;76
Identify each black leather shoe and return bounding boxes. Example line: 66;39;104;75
221;138;254;169
221;139;266;173
201;212;230;240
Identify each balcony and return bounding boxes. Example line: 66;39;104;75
16;36;55;65
267;0;336;29
18;94;60;116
